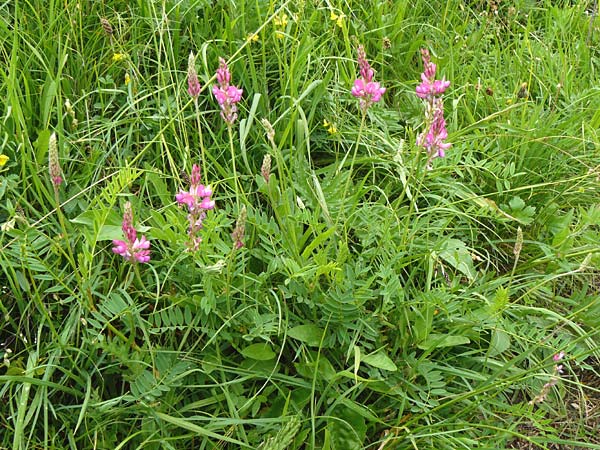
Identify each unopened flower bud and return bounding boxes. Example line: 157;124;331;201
48;132;62;187
231;205;247;250
261;118;276;147
513;226;523;260
187;51;201;99
100;18;113;36
261;154;271;184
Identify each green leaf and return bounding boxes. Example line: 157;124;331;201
288;324;324;347
15;270;30;292
240;343;276;361
361;350;397;372
489;329;511;356
327;406;366;450
502;196;536;225
437;238;477;282
417;334;470;350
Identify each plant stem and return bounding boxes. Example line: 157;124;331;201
335;112;366;228
54;187;94;310
228;125;245;206
194;99;208;177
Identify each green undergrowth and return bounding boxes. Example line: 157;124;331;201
1;0;600;449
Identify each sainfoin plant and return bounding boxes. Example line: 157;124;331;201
1;3;599;450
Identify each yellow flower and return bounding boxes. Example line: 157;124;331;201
323;119;337;134
330;11;345;28
112;53;126;62
274;13;289;39
246;33;259;43
274;13;288;28
0;154;8;166
125;73;131;85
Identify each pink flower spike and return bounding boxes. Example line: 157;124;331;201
357;45;374;83
213;57;243;125
553;351;565;362
416;48;451;168
216;57;231;86
121;202;137;244
190;163;202;185
112;202;151;264
352;44;385;113
176;163;215;250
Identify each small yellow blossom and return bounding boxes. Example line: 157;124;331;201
0;154;8;166
246;33;259;43
112;53;126;63
125;73;131;85
274;13;289;39
323;119;337;134
330;11;345;28
274;13;289;28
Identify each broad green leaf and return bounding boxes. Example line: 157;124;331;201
361;350;397;372
240;343;276;361
288;324;324;347
417;334;470;350
489;329;511;356
295;356;336;381
327;406;366;450
438;238;477;281
501;196;536;225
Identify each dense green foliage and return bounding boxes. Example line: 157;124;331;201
1;0;600;448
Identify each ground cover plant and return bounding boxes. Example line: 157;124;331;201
1;0;600;448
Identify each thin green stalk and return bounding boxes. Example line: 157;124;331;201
228;125;247;206
334;112;366;228
195;99;208;177
53;187;94;310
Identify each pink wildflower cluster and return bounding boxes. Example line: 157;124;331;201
176;164;215;251
212;58;243;125
529;352;565;405
416;49;451;169
187;51;202;99
351;45;386;113
112;202;151;263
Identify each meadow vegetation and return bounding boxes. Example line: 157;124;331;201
1;0;600;448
